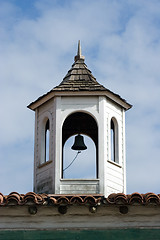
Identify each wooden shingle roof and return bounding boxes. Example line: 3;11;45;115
28;41;132;110
53;59;107;92
53;41;108;91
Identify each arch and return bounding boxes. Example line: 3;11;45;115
45;119;50;162
40;117;51;165
61;110;98;134
62;112;98;178
110;117;119;163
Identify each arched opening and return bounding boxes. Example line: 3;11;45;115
62;112;98;179
111;119;115;162
45;119;50;162
40;118;50;164
110;118;119;163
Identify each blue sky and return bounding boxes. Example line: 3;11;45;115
0;0;160;194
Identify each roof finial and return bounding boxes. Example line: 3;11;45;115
77;40;81;56
74;40;85;62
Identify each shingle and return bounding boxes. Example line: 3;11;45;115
53;59;105;92
27;47;132;109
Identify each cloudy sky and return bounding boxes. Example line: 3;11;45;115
0;0;160;195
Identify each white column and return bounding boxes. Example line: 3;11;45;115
98;96;106;194
122;108;126;194
33;109;38;192
54;97;62;194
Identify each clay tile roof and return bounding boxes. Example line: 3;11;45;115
0;192;160;206
23;192;45;205
143;192;160;204
107;193;128;204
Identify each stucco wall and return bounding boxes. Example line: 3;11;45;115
0;204;160;230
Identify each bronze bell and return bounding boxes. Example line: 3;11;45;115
71;134;87;151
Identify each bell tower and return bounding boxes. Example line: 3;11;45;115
28;41;131;196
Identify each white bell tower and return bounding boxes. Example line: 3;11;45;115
28;41;132;196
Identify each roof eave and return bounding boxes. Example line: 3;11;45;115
27;91;55;110
27;90;132;111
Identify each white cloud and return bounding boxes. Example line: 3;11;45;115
0;0;160;194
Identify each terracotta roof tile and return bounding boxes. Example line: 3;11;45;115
107;193;128;204
0;192;160;207
144;192;160;204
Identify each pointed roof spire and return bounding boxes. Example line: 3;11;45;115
77;40;82;56
28;41;132;111
74;40;85;62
